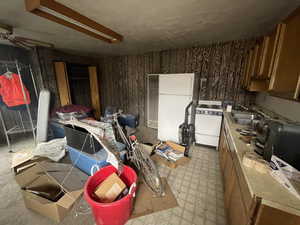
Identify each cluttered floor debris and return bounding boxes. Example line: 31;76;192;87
0;136;226;225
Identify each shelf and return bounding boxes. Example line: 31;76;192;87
6;121;37;135
69;77;89;81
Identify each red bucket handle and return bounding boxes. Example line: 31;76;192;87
90;164;100;176
129;182;137;197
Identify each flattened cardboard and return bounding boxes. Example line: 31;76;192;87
166;141;186;153
11;149;51;175
15;162;88;222
130;178;178;219
151;154;190;169
11;149;34;169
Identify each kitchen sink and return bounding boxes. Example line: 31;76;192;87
231;111;256;125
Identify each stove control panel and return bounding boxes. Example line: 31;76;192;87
196;109;223;116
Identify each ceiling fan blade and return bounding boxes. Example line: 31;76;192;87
14;36;54;48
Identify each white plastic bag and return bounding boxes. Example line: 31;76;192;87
33;138;66;162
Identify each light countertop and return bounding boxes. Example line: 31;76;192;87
223;112;300;216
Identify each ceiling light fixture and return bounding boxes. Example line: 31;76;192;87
25;0;123;43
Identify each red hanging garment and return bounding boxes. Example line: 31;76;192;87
0;73;31;107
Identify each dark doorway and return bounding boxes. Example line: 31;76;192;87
67;63;92;107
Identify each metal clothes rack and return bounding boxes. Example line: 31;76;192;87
0;60;38;152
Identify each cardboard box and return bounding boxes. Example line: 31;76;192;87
94;173;126;203
15;162;88;222
151;154;190;169
11;150;41;174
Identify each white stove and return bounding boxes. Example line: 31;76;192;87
195;100;223;148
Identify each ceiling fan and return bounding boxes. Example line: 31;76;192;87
0;23;54;50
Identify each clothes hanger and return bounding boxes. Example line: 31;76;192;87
3;64;13;78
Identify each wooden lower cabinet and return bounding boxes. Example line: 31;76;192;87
223;147;234;208
227;169;248;225
219;133;227;173
254;204;300;225
219;134;248;225
219;123;300;225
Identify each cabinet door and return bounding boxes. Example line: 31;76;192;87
249;45;260;79
246;41;271;92
228;167;249;225
223;147;234;209
269;10;300;98
265;25;283;79
257;37;269;78
254;204;300;225
219;128;228;174
242;53;250;88
244;50;254;89
246;45;269;92
254;41;264;78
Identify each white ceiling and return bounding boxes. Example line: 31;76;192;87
0;0;299;56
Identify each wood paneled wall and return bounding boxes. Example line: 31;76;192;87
32;47;99;109
100;40;257;127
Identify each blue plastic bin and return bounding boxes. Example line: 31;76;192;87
118;114;139;128
67;142;126;175
49;121;66;138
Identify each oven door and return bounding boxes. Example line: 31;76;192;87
195;114;222;136
195;113;222;147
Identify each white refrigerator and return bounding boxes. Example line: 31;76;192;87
158;73;194;142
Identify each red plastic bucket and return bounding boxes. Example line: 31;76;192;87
84;165;137;225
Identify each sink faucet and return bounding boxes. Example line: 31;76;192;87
238;104;249;111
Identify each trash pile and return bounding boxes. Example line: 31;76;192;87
11;103;179;225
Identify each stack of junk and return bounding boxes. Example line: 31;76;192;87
1;62;179;225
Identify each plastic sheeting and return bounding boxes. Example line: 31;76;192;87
33;138;66;162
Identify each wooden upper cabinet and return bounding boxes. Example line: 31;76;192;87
245;50;253;88
244;45;269;92
242;52;251;88
257;37;269;78
250;45;260;79
244;25;283;92
265;25;283;79
269;10;300;99
255;25;282;80
253;41;264;78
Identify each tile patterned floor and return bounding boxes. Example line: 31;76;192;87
0;136;227;225
126;145;227;225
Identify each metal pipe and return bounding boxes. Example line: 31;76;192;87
18;111;25;133
15;60;36;144
0;109;11;152
29;64;39;99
